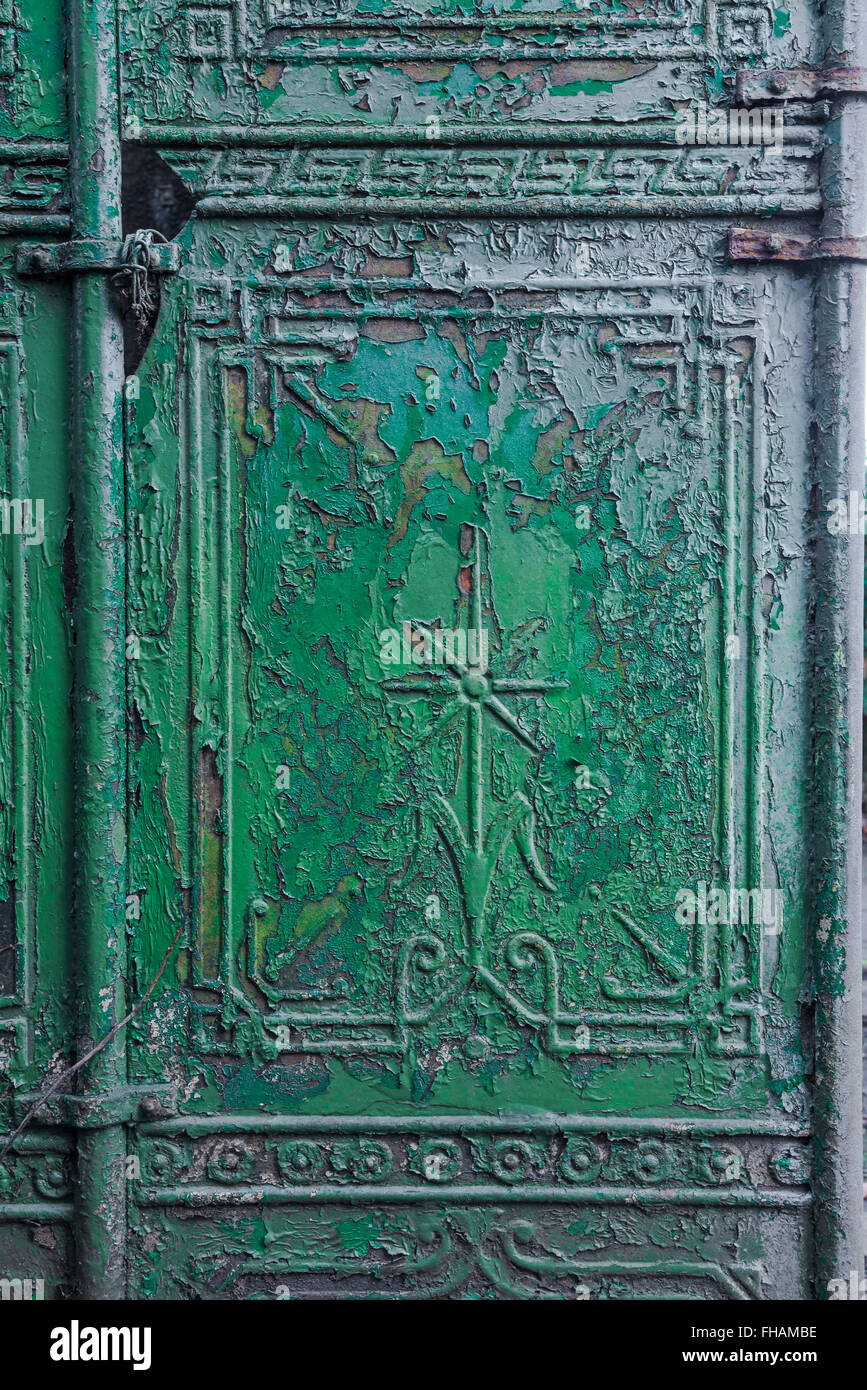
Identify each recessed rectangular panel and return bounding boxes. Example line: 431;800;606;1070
126;219;820;1298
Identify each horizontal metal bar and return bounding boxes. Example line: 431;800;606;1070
0;1203;74;1222
729;227;867;262
263;14;679;30
10;1132;73;1152
140;120;824;148
141;1113;811;1137
0;214;70;234
0;140;68;161
15;238;180;277
137;1184;812;1208
12;1083;175;1129
240;273;707;293
195;194;823;220
235;45;694;62
737;66;867;102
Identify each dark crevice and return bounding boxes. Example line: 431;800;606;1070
130;698;147;755
121;144;197;374
799;1000;816;1078
0;886;16;997
61;517;78;623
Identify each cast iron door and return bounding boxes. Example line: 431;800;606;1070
1;0;864;1299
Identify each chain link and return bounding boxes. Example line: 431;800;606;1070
112;228;168;326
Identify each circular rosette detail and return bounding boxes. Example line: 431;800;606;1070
632;1140;671;1184
33;1155;71;1200
206;1140;256;1185
489;1138;545;1185
560;1138;603;1185
699;1145;743;1185
417;1138;461;1184
275;1140;323;1184
345;1140;393;1183
769;1145;810;1187
143;1140;188;1185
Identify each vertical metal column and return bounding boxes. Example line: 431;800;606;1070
68;0;127;1298
813;0;866;1295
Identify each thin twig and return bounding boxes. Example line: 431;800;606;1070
0;922;183;1162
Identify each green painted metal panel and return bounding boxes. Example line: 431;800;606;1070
0;0;863;1300
0;0;75;1298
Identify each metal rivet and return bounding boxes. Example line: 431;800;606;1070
768;75;789;94
764;233;783;254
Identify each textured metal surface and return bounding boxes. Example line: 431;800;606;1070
809;0;866;1294
737;66;867;102
66;0;128;1301
729;227;867;261
15;238;180;276
120;223;819;1300
0;0;77;1302
0;0;863;1301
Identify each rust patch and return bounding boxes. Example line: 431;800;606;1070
196;746;224;981
258;61;284;90
361;318;426;343
360;253;414;279
390;439;472;547
729;228;867;263
529;411;578;479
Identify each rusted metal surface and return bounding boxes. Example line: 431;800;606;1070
737;66;867;103
0;0;863;1301
728;228;867;262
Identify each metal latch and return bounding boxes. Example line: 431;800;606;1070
736;66;867;103
17;229;181;327
16;234;180;278
11;1082;176;1130
728;228;867;264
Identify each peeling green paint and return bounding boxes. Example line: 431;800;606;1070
0;0;861;1302
774;10;792;38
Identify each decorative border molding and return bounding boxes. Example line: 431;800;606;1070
158;1207;774;1298
157;271;771;1063
135;0;777;64
131;1119;809;1298
0;1137;73;1222
122;0;792;154
0;142;69;231
185;1234;768;1299
0;293;34;1075
134;1118;811;1205
159;140;821;219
